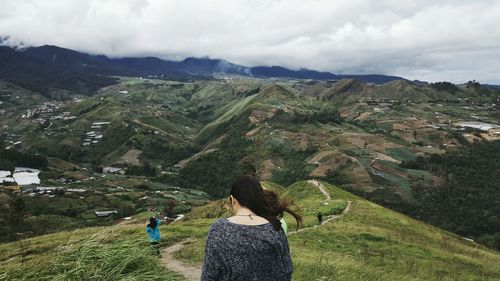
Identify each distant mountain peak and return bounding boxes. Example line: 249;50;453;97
0;35;29;50
1;44;407;92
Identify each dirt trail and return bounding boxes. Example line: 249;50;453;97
290;180;354;235
309;179;331;200
289;200;353;235
157;180;353;279
160;241;202;281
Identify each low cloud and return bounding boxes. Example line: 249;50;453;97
1;0;500;83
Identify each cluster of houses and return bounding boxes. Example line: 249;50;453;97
357;98;402;113
22;102;77;126
0;166;120;218
1;131;22;150
82;121;110;146
22;185;63;198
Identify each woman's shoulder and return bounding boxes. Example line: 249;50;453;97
210;218;229;229
206;218;229;236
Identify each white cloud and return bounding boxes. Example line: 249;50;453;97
1;0;500;83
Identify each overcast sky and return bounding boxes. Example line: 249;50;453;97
1;0;500;83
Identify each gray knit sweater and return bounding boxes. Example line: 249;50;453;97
201;218;293;281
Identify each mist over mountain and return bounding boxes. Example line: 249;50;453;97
0;46;117;95
0;44;407;95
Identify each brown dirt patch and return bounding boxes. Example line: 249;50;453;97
245;127;262;138
298;134;309;151
339;108;353;118
259;158;283;181
63;171;89;181
48;157;80;170
0;192;11;207
114;149;142;166
372;152;401;163
344;133;402;152
354;112;372;121
342;162;373;184
308;151;352;177
371;160;408;178
248;110;268;124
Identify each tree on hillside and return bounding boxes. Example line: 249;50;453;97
6;196;26;240
0;149;48;169
126;162;156;177
466;80;481;89
398;141;500;250
430;81;459;93
164;199;177;218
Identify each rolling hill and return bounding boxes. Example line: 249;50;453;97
1;76;499;251
1;180;499;280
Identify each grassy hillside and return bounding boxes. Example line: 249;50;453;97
2;180;499;281
2;77;500;260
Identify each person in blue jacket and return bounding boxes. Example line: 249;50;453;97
146;212;161;255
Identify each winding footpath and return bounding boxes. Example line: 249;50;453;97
309;179;331;200
160;241;202;281
158;180;353;280
289;180;353;235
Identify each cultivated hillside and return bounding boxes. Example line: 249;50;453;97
2;77;499;246
1;180;499;281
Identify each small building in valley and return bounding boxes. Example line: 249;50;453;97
103;167;125;174
95;210;118;217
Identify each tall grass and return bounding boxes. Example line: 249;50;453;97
1;235;180;281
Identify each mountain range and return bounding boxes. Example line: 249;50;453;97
0;44;404;95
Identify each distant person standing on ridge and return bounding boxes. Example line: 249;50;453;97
146;212;161;255
201;175;302;281
317;212;323;225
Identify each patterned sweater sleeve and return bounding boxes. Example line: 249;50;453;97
201;221;223;281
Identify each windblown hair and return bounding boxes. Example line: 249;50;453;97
148;217;157;229
230;175;302;231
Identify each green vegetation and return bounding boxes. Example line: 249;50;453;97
0;228;180;281
272;150;313;187
430;81;459;93
0;148;48;170
385;147;417;162
1;180;500;281
399;141;500;250
282;181;347;228
2;76;500;257
0;175;211;243
159;115;254;198
126;162;157;176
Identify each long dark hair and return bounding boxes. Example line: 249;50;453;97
230;175;302;231
148;217;157;228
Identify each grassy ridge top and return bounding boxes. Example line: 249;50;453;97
1;181;499;281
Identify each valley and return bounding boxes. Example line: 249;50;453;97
0;73;500;280
2;2;500;280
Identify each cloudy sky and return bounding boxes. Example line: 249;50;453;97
1;0;500;83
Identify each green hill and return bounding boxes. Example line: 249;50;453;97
1;180;499;281
2;77;500;255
